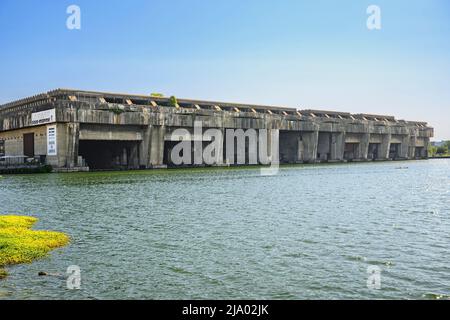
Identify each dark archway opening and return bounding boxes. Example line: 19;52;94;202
389;143;401;159
79;140;139;170
368;143;379;160
164;141;180;167
344;143;359;161
415;147;425;158
279;131;299;163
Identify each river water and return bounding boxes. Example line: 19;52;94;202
0;159;449;300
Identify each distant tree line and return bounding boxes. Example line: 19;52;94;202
429;141;450;157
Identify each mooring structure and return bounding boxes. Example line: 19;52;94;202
0;89;433;171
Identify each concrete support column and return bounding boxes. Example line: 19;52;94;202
357;133;370;160
62;122;80;168
399;135;410;159
408;136;417;159
301;130;319;163
378;133;391;160
139;125;151;168
139;125;166;168
271;129;279;164
149;125;166;168
330;132;345;161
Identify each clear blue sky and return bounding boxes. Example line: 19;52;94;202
0;0;449;139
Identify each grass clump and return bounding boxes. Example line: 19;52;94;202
0;215;69;278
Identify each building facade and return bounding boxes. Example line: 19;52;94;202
0;89;434;171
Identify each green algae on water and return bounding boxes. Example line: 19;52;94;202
0;215;69;278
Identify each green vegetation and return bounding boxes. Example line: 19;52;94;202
0;215;69;278
111;106;125;115
436;146;448;154
169;96;178;108
429;141;450;157
150;93;164;97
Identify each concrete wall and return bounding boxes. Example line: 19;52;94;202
79;124;143;141
0;125;47;157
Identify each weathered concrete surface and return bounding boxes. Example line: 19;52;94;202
149;125;166;168
0;89;434;171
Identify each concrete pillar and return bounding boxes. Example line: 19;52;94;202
399;135;410;159
149;125;166;168
357;133;370;160
301;130;318;163
408;136;417;159
378;133;391;160
139;125;151;168
139;125;166;168
330;132;345;161
60;122;80;168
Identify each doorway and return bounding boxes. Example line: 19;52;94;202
23;133;35;157
78;140;139;170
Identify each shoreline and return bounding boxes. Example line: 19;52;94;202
0;157;438;175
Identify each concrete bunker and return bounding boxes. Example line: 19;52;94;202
0;89;434;171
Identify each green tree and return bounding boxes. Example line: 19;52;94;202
169;96;178;108
428;145;437;157
444;140;450;150
436;146;448;155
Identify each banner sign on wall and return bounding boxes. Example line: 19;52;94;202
32;109;56;126
47;125;57;156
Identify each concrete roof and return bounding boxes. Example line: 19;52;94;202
0;89;428;127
